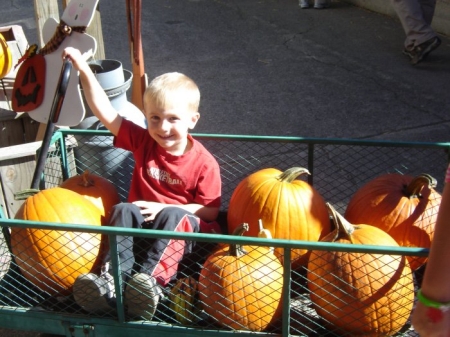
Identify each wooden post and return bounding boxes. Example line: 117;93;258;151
127;0;147;111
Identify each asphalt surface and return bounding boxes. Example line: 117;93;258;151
2;0;450;336
5;0;450;143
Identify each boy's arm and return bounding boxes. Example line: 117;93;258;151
63;47;123;136
182;204;219;223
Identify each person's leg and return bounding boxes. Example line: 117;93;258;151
74;203;145;313
137;207;200;286
125;207;200;320
420;0;437;26
103;203;145;280
314;0;330;9
299;0;310;9
390;0;436;49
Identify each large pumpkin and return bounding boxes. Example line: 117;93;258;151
12;187;102;295
344;173;441;271
227;167;331;269
307;203;414;337
60;170;121;274
60;170;121;224
198;223;283;332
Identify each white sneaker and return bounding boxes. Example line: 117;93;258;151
73;272;116;314
125;273;162;321
314;0;330;9
299;0;309;8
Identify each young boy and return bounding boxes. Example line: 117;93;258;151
62;47;222;321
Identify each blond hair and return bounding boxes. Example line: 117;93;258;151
143;72;200;112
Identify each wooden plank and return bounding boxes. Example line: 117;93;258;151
0;25;29;78
0;155;36;218
0;113;39;147
0;141;41;161
0;108;17;122
0;25;29;112
0;136;79;218
88;6;106;60
33;0;60;48
0;118;25;147
22;115;41;143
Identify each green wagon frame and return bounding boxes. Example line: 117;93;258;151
0;129;449;337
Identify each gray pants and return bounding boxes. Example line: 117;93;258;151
390;0;437;50
102;203;200;287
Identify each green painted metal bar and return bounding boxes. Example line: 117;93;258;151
0;219;430;256
0;204;5;219
55;130;70;182
108;234;126;323
56;129;450;149
281;248;291;337
307;143;314;185
0;308;280;337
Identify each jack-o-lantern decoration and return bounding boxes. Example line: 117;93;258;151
12;45;46;112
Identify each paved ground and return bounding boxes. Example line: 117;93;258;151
5;0;450;143
2;0;450;336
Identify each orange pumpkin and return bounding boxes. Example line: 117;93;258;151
60;170;121;224
227;167;331;269
307;203;414;337
12;187;102;295
198;223;283;332
344;173;441;271
0;33;12;79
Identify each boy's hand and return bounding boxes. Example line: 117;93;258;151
62;47;88;72
133;200;166;221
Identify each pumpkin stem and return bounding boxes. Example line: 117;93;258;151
229;223;249;257
258;219;275;253
326;203;355;244
277;167;310;183
258;219;272;239
79;170;95;187
403;173;437;199
14;188;40;200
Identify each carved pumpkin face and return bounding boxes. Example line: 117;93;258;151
12;53;46;112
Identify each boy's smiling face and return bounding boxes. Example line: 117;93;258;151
145;100;200;156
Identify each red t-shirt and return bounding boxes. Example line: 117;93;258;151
114;119;221;209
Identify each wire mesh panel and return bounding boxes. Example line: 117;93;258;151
0;130;448;337
198;136;447;213
39;132;449;213
0;221;428;337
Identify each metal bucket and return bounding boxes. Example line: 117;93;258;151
74;59;146;200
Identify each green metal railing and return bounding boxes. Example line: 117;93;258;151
0;218;429;337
